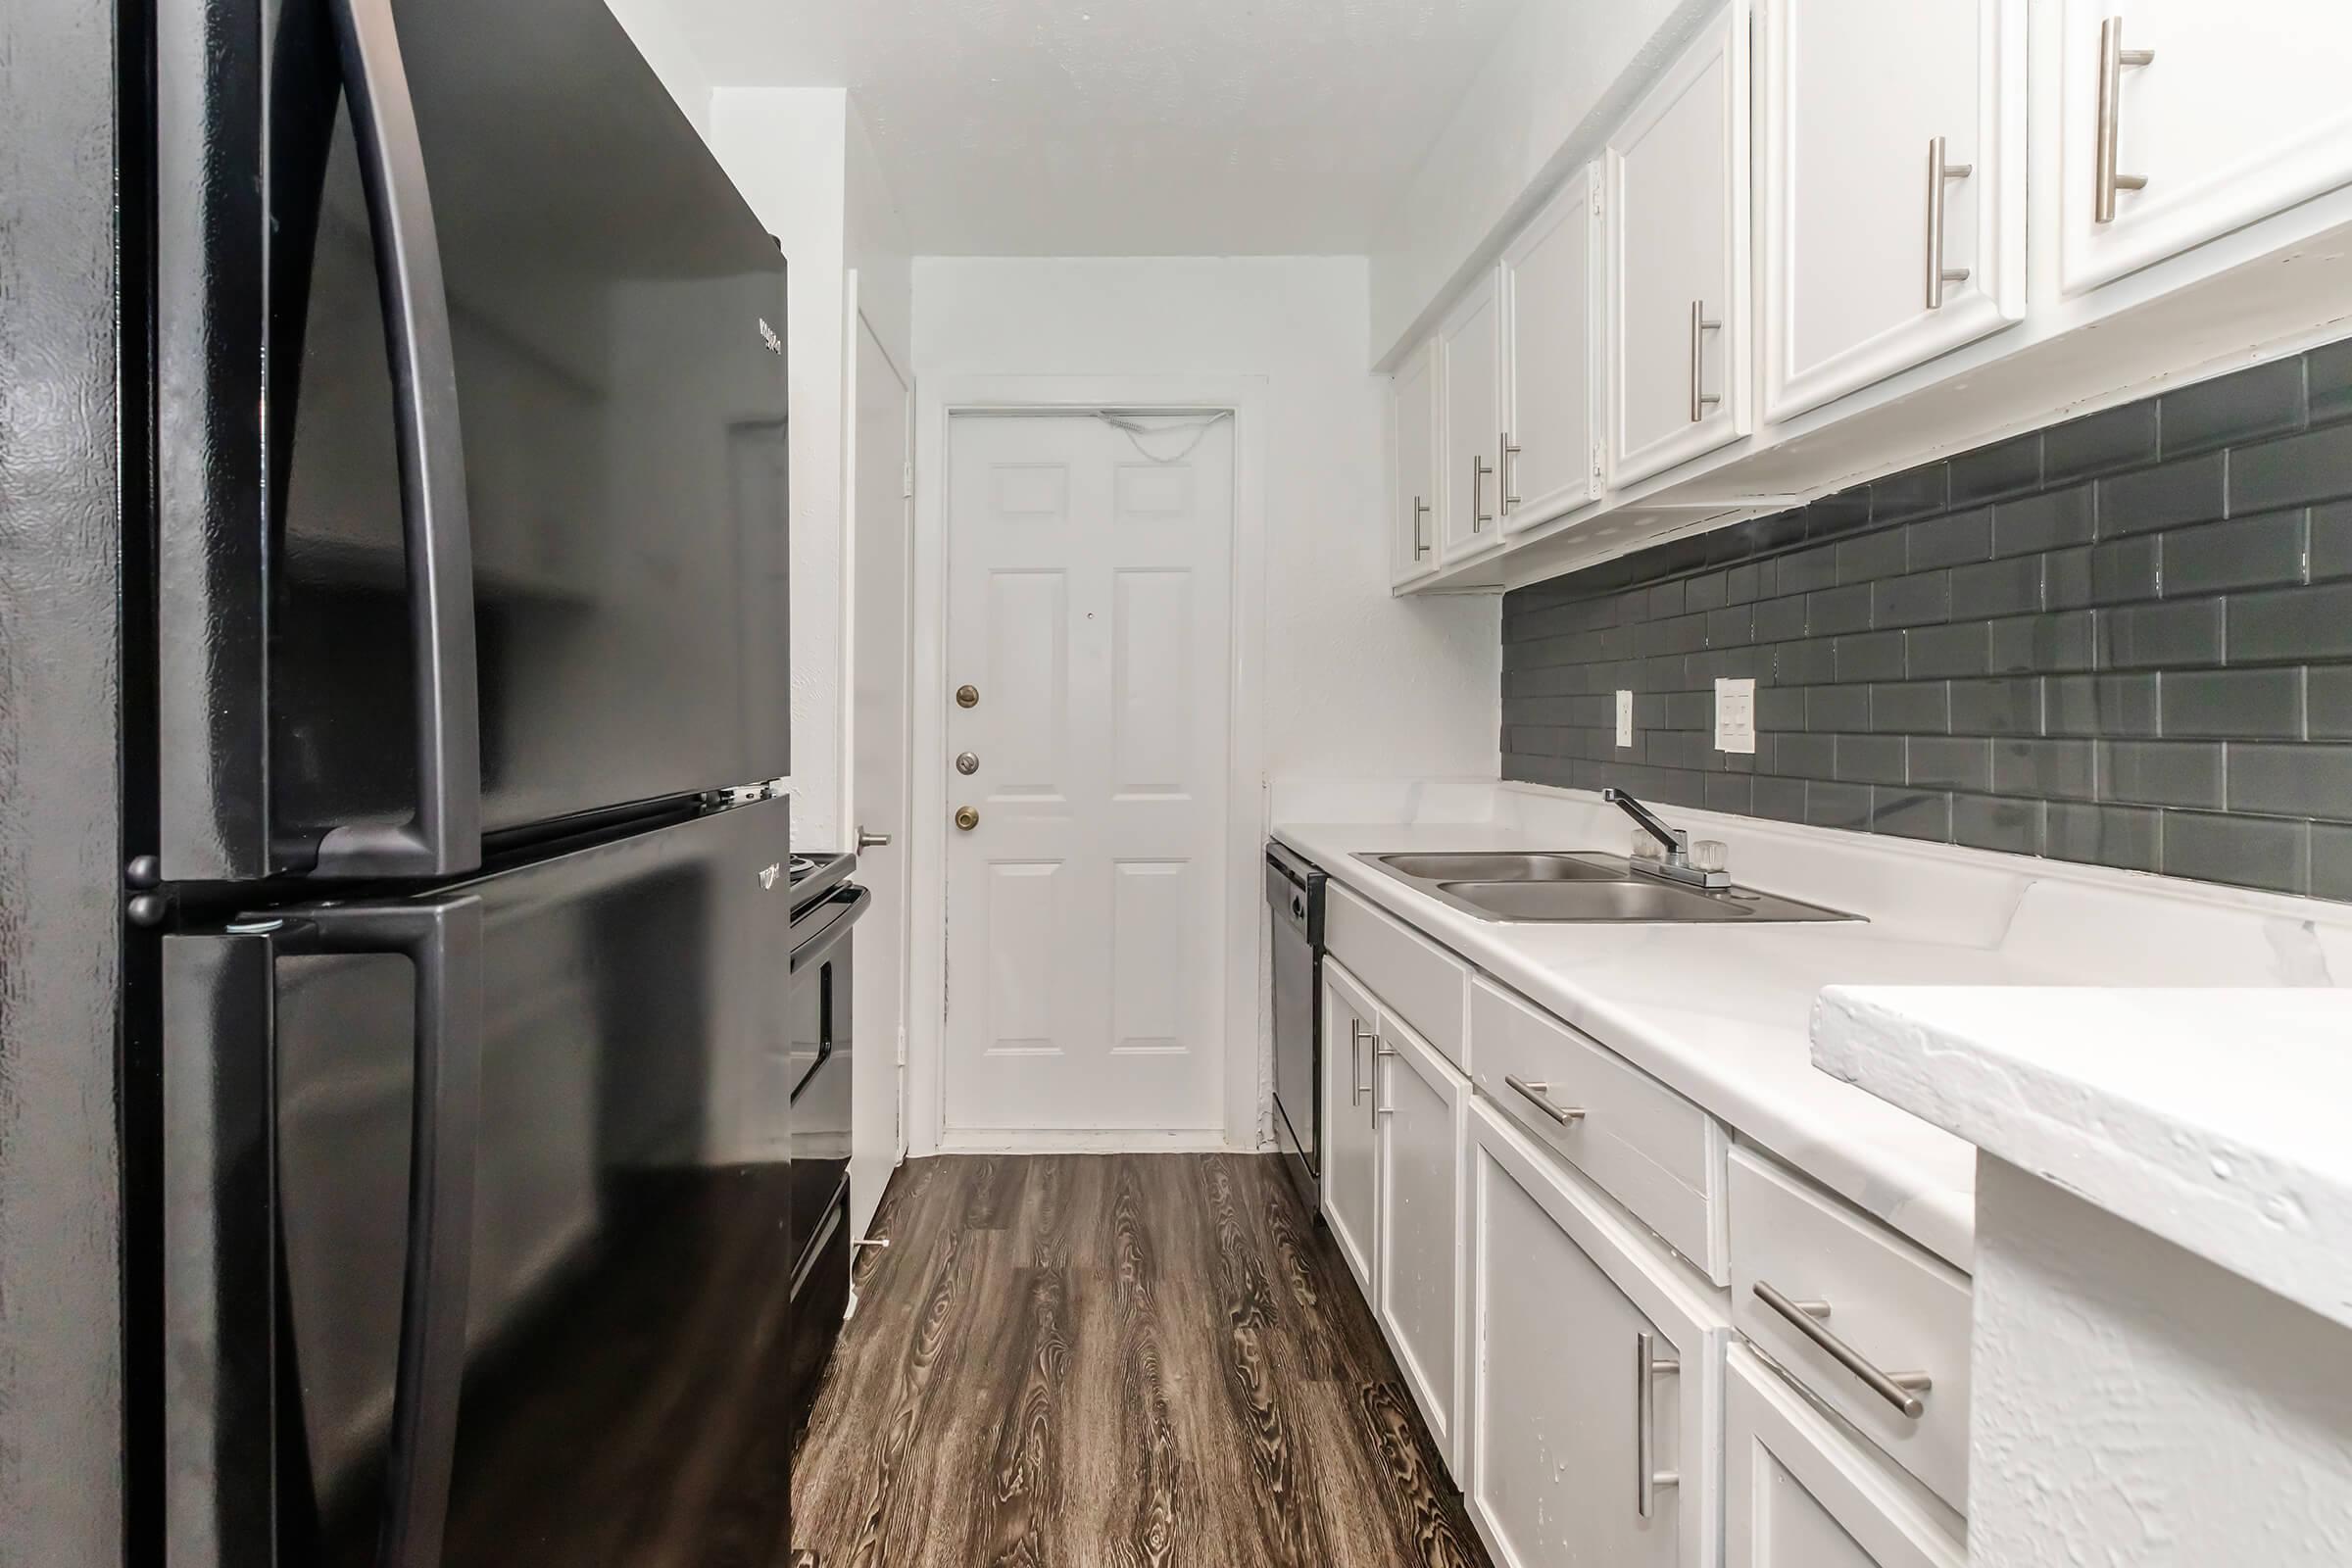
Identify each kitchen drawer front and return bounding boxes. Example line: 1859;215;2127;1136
1729;1147;1971;1511
1327;882;1468;1071
1470;976;1728;1284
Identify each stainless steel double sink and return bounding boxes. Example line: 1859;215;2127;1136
1356;851;1858;924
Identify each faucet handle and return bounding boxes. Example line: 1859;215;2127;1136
1691;839;1728;874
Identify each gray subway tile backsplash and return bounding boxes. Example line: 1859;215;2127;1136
1497;336;2352;903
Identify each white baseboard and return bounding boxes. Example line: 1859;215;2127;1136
930;1128;1243;1155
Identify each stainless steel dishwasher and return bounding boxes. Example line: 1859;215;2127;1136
1266;843;1327;1215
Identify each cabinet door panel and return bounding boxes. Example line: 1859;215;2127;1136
1439;268;1505;564
1321;959;1380;1295
1608;7;1749;486
1761;0;2025;420
1726;1348;1965;1568
1375;1009;1468;1479
1502;167;1602;532
1392;339;1440;586
1467;1101;1724;1568
2057;0;2352;294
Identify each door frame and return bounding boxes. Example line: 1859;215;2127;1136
906;373;1269;1155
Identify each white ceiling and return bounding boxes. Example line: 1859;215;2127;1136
654;0;1531;255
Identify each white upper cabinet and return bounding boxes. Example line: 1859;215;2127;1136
1607;5;1751;487
2055;0;2352;295
1390;338;1440;588
1500;165;1603;533
1438;265;1507;564
1759;0;2026;421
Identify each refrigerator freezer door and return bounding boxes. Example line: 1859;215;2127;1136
164;795;799;1566
156;0;790;881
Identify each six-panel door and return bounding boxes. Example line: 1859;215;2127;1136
1468;1100;1725;1568
1374;1006;1470;1479
1391;338;1441;586
1501;165;1604;532
1439;266;1507;565
1607;4;1751;486
1321;958;1382;1296
1759;0;2026;420
2054;0;2352;296
1725;1348;1965;1568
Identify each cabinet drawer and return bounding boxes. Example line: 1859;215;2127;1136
1470;976;1727;1284
1327;883;1468;1070
1729;1147;1972;1511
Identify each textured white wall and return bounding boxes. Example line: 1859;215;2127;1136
1971;1155;2352;1567
911;255;1500;790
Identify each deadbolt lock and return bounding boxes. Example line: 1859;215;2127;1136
955;806;980;831
955;684;979;709
956;751;980;775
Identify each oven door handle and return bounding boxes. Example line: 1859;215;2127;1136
790;883;870;974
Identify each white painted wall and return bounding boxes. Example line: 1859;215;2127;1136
1367;0;1707;365
604;0;717;136
912;256;1500;790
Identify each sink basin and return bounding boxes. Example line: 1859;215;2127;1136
1434;879;1850;923
1353;848;1859;924
1372;851;1629;882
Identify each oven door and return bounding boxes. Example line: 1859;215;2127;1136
787;884;866;1274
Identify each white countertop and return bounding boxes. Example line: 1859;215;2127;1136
1815;987;2352;1330
1275;818;1989;1268
1273;780;2352;1275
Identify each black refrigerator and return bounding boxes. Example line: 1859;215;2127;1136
130;0;801;1561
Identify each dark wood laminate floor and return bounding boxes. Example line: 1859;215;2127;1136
791;1153;1493;1568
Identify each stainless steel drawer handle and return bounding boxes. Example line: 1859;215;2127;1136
1688;300;1723;422
1753;1280;1933;1419
1636;1331;1680;1521
1373;1041;1397;1123
1925;136;1974;309
1351;1021;1375;1105
1412;495;1431;560
1471;455;1495;529
1504;1074;1585;1126
2093;16;2154;223
1499;431;1522;511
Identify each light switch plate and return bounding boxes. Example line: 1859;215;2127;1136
1714;677;1756;753
1616;689;1635;748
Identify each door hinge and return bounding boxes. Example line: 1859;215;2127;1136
1592;443;1606;491
1592;181;1603;219
902;461;914;499
896;1027;907;1067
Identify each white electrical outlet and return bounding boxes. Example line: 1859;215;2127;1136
1714;677;1756;754
1616;689;1635;748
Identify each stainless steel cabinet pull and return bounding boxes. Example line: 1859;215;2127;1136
1688;300;1723;422
1754;1280;1933;1418
1350;1021;1375;1105
1412;496;1431;560
1636;1331;1680;1521
1500;432;1522;511
1373;1041;1398;1122
1925;136;1975;309
2093;16;2154;222
1471;455;1495;530
1504;1074;1585;1126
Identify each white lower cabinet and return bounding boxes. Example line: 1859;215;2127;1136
1726;1346;1965;1568
1374;1005;1469;1477
1321;958;1380;1297
1466;1099;1727;1568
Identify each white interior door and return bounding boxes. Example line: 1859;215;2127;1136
942;412;1233;1137
848;308;911;1238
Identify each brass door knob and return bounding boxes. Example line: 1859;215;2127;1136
955;806;979;831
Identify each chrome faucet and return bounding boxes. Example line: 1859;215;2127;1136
1602;788;1729;890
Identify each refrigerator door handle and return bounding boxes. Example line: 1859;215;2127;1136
315;0;482;879
285;895;484;1568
